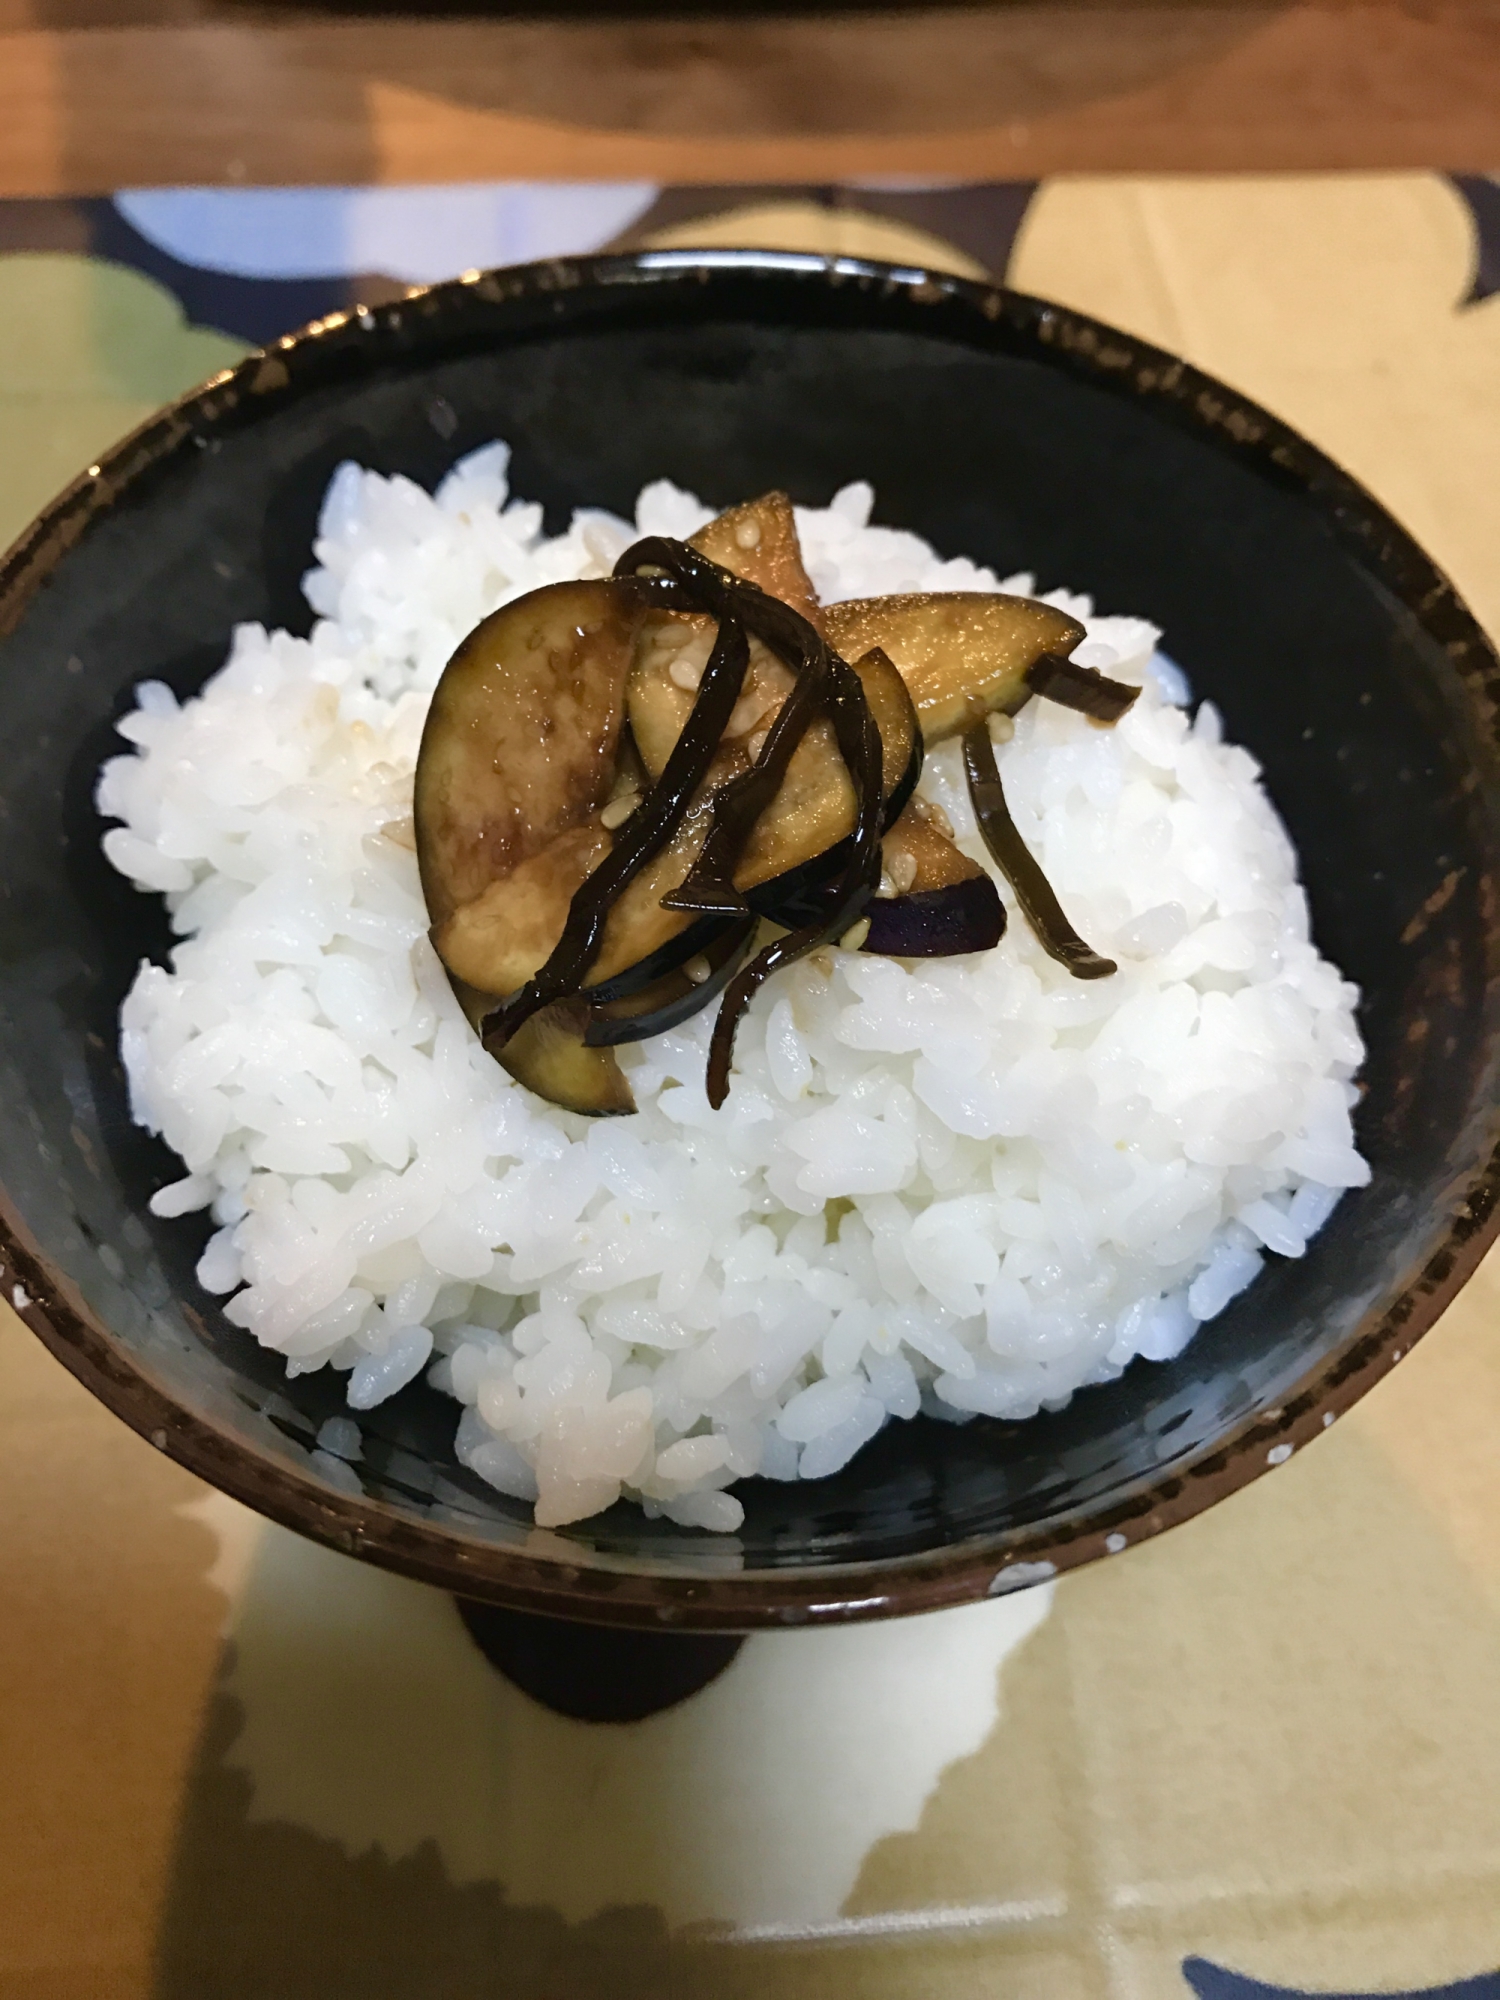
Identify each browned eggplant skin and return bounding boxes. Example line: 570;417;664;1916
414;577;653;927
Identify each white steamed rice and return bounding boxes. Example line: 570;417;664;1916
97;443;1369;1531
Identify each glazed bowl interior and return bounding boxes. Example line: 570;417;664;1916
1;252;1496;1627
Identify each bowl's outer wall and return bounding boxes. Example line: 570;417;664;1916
0;257;1496;1627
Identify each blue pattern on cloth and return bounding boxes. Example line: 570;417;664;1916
112;183;659;284
1184;1957;1500;1999
0;183;1040;344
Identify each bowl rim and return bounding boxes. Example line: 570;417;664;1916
3;245;1498;1631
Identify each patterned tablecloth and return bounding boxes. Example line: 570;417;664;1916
3;175;1500;2000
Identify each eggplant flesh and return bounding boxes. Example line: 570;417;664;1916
484;999;635;1116
764;796;1002;958
627;491;824;780
824;593;1086;745
430;823;609;999
881;804;984;894
581;911;736;1005
693;491;826;633
414;577;649;926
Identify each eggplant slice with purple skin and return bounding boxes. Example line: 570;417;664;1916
414;576;658;1109
771;801;1006;957
414;578;654;928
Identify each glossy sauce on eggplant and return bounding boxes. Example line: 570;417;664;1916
414;492;1146;1115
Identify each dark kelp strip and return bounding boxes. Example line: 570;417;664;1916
704;670;883;1107
1025;651;1141;723
962;724;1117;980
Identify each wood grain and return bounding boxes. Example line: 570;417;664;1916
3;2;1500;194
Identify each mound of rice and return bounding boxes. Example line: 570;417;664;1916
97;443;1369;1531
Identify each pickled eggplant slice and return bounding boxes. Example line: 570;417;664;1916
608;538;886;1111
478;594;754;1051
628;625;788;787
823;594;1086;745
585;914;758;1046
627;492;824;781
432;782;729;1003
880;803;984;896
631;644;917;926
767;803;1004;958
445;967;636;1115
442;966;638;1115
435;673;881;1010
446;970;639;1117
740;730;926;919
432;822;609;998
691;492;824;633
581;910;736;1005
715;646;917;899
484;998;635;1116
414;577;650;926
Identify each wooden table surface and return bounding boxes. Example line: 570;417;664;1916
5;0;1500;195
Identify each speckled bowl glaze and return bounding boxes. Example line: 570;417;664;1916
1;251;1496;1630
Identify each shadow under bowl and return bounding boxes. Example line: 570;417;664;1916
1;251;1497;1630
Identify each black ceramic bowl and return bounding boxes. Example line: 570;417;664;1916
2;251;1497;1631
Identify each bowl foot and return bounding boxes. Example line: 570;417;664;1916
455;1599;744;1721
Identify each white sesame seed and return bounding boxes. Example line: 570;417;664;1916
887;848;918;895
600;793;640;830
